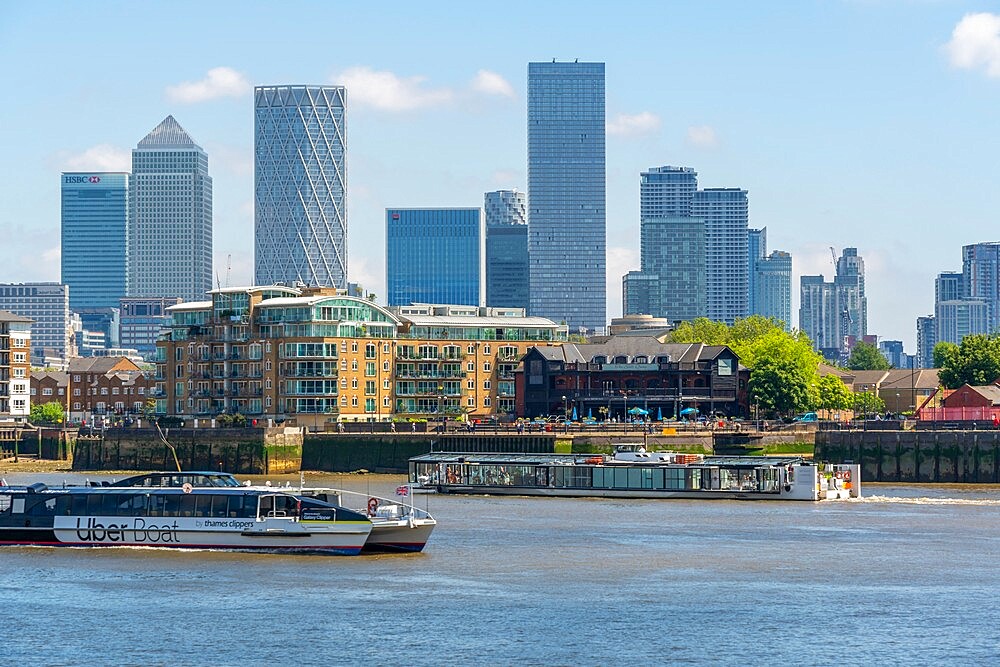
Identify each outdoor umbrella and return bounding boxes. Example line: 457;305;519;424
571;406;578;420
627;407;649;415
680;407;699;416
657;407;663;421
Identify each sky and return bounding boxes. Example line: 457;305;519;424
3;1;1000;351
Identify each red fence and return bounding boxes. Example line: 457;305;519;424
918;406;1000;421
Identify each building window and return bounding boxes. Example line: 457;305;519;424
73;402;81;410
351;396;358;407
13;352;25;363
467;396;474;407
467;362;475;372
365;362;376;377
175;364;184;377
365;381;375;396
467;344;476;354
484;397;491;407
351;378;358;389
483;380;491;389
467;380;474;390
383;360;390;372
351;360;358;371
42;388;53;396
175;348;184;361
483;345;490;355
351;342;358;353
74;388;81;396
483;362;492;372
341;378;347;388
341;395;347;406
365;343;376;359
101;388;108;395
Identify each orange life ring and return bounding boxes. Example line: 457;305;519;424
844;470;851;482
835;471;843;480
367;497;379;515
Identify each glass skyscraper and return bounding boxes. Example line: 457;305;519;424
129;116;212;301
527;61;606;333
693;188;749;324
255;85;347;288
485;190;528;310
386;208;485;307
61;172;128;310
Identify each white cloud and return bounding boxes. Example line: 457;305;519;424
606;112;661;138
348;255;384;300
42;246;60;263
470;70;515;98
166;67;252;103
62;144;130;172
686;125;719;148
334;66;454;111
944;13;1000;77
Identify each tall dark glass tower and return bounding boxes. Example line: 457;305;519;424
527;61;605;333
255;85;347;288
485;190;528;310
61;172;128;310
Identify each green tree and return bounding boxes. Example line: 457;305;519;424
816;373;853;412
852;390;886;416
30;401;65;424
669;316;825;417
846;341;891;370
936;334;1000;389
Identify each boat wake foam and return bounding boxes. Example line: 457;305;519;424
852;495;1000;506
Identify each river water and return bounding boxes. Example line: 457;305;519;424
2;472;999;666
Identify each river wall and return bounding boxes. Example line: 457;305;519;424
816;430;1000;483
70;427;301;475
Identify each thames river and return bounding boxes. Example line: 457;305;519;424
2;472;999;666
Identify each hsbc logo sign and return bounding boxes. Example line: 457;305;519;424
89;176;101;183
64;175;102;184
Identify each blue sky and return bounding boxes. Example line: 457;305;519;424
3;1;1000;350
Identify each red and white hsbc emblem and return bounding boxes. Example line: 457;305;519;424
89;176;101;184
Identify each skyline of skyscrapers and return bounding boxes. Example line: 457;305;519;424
527;61;606;333
485;190;528;310
749;227;792;330
254;85;348;289
61;172;129;311
799;247;868;362
385;208;485;307
129;115;213;301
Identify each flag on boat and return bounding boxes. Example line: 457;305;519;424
396;485;410;497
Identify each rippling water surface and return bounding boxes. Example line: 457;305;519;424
3;474;999;666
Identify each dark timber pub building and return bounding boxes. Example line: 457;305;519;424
515;333;748;421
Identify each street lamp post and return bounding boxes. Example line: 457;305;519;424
562;395;569;433
622;390;629;434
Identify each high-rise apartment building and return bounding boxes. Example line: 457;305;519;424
527;61;606;333
129;116;212;301
799;248;868;362
635;216;706;322
916;315;936;368
640;166;698;218
485;190;528;310
61;172;128;310
694;188;749;324
0;283;73;362
255;85;348;288
748;228;766;314
0;310;31;422
755;251;793;330
386;208;485;307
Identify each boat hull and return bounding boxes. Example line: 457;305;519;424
365;519;436;553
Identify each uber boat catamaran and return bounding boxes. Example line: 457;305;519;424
410;445;860;501
105;472;436;553
0;477;373;555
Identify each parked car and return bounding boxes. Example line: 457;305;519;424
793;412;818;422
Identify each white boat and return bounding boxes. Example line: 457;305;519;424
409;445;860;501
107;472;436;553
0;479;372;555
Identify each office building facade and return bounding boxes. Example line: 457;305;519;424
485;190;528;310
527;61;606;333
916;315;936;369
255;85;348;288
386;208;485;307
754;250;793;330
0;283;73;362
120;296;183;360
129;115;212;301
61;172;129;310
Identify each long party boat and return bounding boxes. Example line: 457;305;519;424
410;445;860;501
0;478;373;555
105;472;436;553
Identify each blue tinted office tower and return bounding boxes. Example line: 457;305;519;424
61;173;128;310
485;190;528;310
129;116;212;301
386;209;485;307
638;216;706;322
962;242;1000;330
527;61;606;333
916;315;936;368
747;228;766;314
693;188;749;324
255;85;347;288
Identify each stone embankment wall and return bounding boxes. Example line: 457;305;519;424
816;430;1000;483
70;427;302;475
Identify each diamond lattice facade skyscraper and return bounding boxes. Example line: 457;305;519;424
527;61;606;333
129;116;212;301
255;85;347;288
